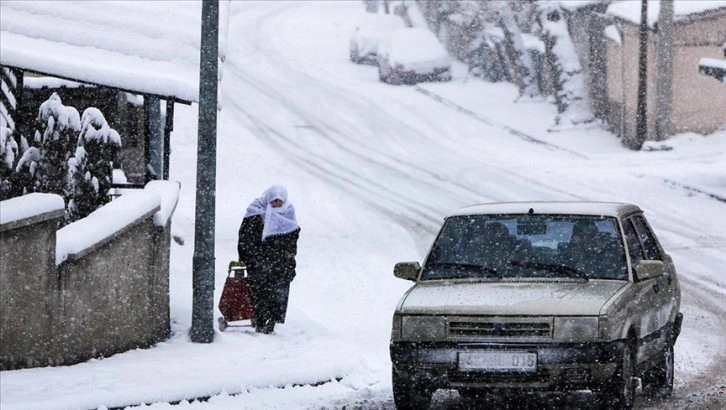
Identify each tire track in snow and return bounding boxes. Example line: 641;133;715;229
222;3;726;408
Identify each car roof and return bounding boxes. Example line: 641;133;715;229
450;201;642;219
391;27;439;44
356;13;406;31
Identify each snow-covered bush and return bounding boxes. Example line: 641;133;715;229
537;3;594;129
15;93;80;200
67;108;121;221
0;124;19;200
10;93;123;222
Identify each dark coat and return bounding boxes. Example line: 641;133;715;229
237;215;300;282
238;214;300;325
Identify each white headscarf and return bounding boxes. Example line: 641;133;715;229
244;185;298;240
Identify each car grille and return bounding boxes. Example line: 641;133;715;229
448;318;552;338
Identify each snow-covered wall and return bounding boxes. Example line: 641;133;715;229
0;181;180;370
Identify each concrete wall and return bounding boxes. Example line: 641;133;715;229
0;188;175;370
0;209;64;368
605;11;726;140
670;14;726;136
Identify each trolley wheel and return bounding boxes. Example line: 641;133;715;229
218;317;228;331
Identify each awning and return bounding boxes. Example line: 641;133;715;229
0;1;205;103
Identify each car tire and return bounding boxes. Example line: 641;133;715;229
600;341;636;409
392;368;433;410
643;341;674;398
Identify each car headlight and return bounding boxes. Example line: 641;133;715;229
401;316;446;341
553;317;598;341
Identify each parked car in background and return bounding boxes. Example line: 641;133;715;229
349;13;406;64
390;202;683;410
377;28;452;85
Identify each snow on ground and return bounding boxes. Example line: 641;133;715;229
1;1;725;410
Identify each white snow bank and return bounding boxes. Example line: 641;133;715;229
146;180;181;227
521;33;545;53
0;0;219;102
605;25;622;45
607;0;726;28
112;169;128;184
700;58;726;69
0;193;64;226
56;181;180;265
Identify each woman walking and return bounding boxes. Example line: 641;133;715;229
238;185;300;334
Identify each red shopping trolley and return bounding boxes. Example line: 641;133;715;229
217;261;254;331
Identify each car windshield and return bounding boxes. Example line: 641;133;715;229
422;214;627;281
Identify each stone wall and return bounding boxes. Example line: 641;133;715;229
0;184;177;369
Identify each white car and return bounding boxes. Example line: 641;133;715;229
349;13;406;64
390;201;682;410
377;28;452;85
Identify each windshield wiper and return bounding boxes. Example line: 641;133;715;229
427;262;502;280
508;260;589;280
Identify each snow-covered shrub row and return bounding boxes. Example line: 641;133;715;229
4;93;121;223
413;1;594;125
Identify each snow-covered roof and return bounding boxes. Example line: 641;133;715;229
0;1;206;103
607;0;726;28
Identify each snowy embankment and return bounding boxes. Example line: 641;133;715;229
1;1;725;410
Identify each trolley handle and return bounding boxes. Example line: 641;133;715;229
228;260;248;279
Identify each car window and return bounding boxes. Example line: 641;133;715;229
631;215;663;260
423;215;627;280
622;219;645;265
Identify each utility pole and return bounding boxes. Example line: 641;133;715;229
191;0;219;343
629;0;648;150
656;0;674;141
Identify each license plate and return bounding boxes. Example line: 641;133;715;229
458;351;537;372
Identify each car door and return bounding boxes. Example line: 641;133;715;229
631;215;674;352
621;217;660;362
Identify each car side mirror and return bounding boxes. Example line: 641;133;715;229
394;262;421;281
633;260;665;281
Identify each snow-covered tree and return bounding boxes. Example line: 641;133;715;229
537;2;594;129
16;93;80;199
459;3;510;82
0;123;19;200
67;108;121;220
495;2;540;99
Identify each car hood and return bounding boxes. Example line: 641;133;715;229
399;280;626;316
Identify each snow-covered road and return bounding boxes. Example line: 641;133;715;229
200;1;725;408
2;2;723;409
